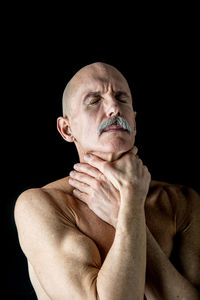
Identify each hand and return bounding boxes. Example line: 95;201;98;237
69;146;150;226
82;147;151;207
69;163;120;228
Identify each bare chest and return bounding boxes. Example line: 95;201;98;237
73;194;175;262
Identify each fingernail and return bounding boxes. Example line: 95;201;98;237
84;154;91;161
68;178;73;184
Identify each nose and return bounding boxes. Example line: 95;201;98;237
105;97;121;118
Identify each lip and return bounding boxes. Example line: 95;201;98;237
103;125;126;132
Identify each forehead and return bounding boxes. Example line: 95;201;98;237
71;64;131;99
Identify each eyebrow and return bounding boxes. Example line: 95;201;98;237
83;90;130;104
114;91;129;98
83;91;101;104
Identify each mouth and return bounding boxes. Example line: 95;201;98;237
103;125;127;132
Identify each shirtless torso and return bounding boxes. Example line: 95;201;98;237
15;177;200;299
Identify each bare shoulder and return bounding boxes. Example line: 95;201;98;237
146;179;174;211
14;187;52;223
14;177;77;253
14;176;102;265
148;180;200;232
14;177;102;299
15;177;75;225
148;179;200;206
159;183;200;288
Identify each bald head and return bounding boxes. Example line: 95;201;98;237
62;62;131;118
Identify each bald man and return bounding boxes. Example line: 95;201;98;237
14;62;200;299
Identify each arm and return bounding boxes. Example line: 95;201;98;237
70;152;200;300
14;188;101;300
145;186;200;300
15;151;150;300
69;147;151;300
97;188;147;300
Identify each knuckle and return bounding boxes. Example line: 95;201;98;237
94;180;101;190
88;193;96;209
133;155;139;161
143;165;148;171
143;165;150;174
79;181;86;189
72;170;82;180
72;171;78;178
136;158;142;167
101;161;107;172
76;190;82;198
90;188;96;199
98;172;106;181
133;146;138;155
87;196;92;207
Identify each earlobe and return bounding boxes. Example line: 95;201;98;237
57;117;74;143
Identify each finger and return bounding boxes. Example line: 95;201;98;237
72;189;90;206
133;146;138;155
130;146;138;155
83;153;108;174
68;177;90;194
69;170;100;186
73;163;105;181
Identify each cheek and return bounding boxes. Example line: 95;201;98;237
132;118;136;131
70;116;84;140
72;116;97;141
125;109;136;130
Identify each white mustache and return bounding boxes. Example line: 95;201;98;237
97;116;132;135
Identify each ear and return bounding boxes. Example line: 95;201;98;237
57;117;74;143
134;111;137;134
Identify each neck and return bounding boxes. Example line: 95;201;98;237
78;149;129;163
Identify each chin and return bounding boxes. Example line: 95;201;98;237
101;130;134;146
108;144;132;154
99;138;134;153
92;141;134;162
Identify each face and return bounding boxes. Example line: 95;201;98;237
61;64;136;157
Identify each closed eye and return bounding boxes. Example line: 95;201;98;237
115;96;128;103
117;97;127;103
89;97;101;105
115;91;129;103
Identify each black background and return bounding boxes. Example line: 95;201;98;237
3;5;199;299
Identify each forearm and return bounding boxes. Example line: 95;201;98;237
96;190;146;300
145;227;199;300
